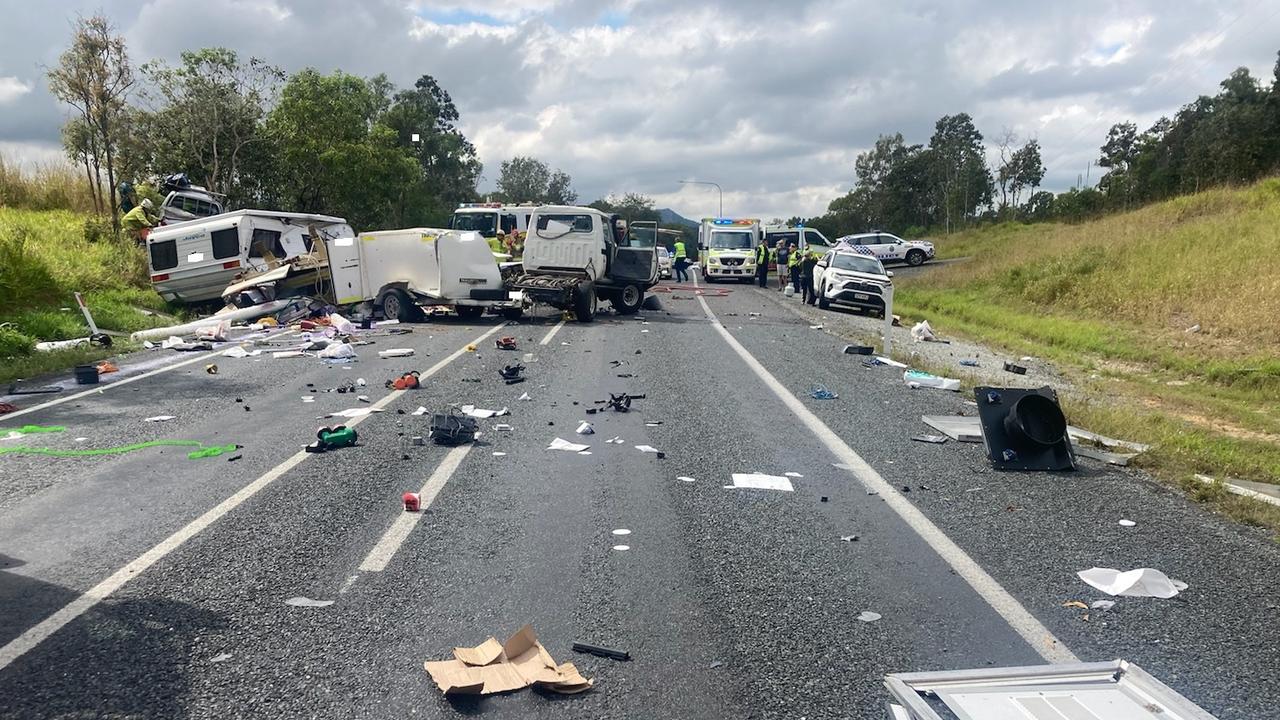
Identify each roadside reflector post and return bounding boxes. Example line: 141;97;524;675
882;284;894;355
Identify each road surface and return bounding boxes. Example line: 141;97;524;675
1;281;1276;718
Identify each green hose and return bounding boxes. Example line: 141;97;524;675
0;439;238;459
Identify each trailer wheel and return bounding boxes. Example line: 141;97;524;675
500;307;524;321
612;284;643;315
573;283;597;323
456;306;485;321
380;288;421;322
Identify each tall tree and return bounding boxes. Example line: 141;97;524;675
382;74;482;214
60;117;101;213
994;128;1019;215
494;156;576;204
1007;139;1045;214
136;48;284;205
589;193;659;222
48;14;134;228
928;113;993;233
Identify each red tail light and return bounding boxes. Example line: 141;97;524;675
151;274;170;282
222;260;240;269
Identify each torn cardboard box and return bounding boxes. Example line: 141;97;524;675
424;625;593;696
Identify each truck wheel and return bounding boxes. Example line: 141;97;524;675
818;284;830;309
500;308;524;321
906;250;925;266
612;284;643;315
573;283;597;323
456;306;484;321
380;288;421;322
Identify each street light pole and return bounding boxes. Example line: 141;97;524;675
678;180;723;217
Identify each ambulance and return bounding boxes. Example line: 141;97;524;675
698;218;761;282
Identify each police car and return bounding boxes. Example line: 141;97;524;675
811;248;893;315
834;232;934;266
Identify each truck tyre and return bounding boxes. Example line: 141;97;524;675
906;249;926;266
500;307;524;321
573;283;597;323
456;305;485;321
380;288;421;322
612;284;643;315
818;284;830;309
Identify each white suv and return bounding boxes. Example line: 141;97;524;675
811;249;893;315
835;232;934;266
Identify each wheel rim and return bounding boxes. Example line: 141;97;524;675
623;285;640;306
384;295;400;318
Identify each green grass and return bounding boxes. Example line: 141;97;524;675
0;206;182;384
893;178;1280;532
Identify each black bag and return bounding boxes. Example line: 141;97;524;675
430;412;479;446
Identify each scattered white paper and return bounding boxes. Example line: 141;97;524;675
284;596;334;608
634;445;661;454
612;529;631;536
576;421;595;435
460;405;509;419
144;415;176;423
1076;567;1187;598
326;408;384;419
856;611;881;623
378;348;415;358
606;437;624;444
725;473;794;492
677;476;697;483
222;346;261;358
1118;519;1136;527
411;406;428;416
547;437;590;452
518;392;532;401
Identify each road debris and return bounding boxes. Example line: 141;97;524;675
73;365;100;385
1062;600;1089;610
284;596;335;608
904;370;960;391
576;421;595;435
460;405;509;419
875;356;908;368
1119;519;1137;527
144;415;176;423
911;434;949;444
324;408;384;419
634;445;664;458
518;392;532;401
1090;600;1116;611
1002;361;1028;375
495;336;518;350
976;386;1076;471
424;625;592;695
856;611;881;622
499;363;526;384
724;473;794;492
910;320;936;342
959;359;979;367
221;346;261;358
809;385;838;400
0;403;16;415
307;425;358;453
547;437;590;452
387;371;420;390
430;413;479;446
95;361;119;374
842;344;874;355
840;535;859;542
403;492;420;512
571;642;630;661
378;348;415;358
205;364;219;375
598;393;645;412
677;476;697;483
612;544;629;551
1077;567;1188;598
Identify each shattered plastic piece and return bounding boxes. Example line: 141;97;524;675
1077;567;1187;598
903;370;961;391
273;350;306;359
843;344;874;355
959;359;979;367
460;405;509;419
571;642;630;661
840;535;859;542
144;415;176;423
611;529;631;536
210;653;233;663
318;342;357;359
379;348;415;359
222;346;261;358
430;413;479;446
1090;600;1116;611
576;421;595;435
910;320;936;342
612;545;630;551
412;406;429;416
725;473;794;492
493;423;513;432
493;452;507;456
634;444;662;454
809;385;838;400
547;437;590;452
809;325;824;330
677;476;697;483
1118;519;1137;527
1003;361;1028;375
856;611;881;622
518;392;532;401
874;356;908;368
284;596;334;608
911;434;949;444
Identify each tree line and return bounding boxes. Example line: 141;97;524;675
804;51;1280;238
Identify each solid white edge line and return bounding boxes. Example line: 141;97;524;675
0;323;506;673
2;329;298;422
539;319;566;345
694;294;1078;664
358;445;471;572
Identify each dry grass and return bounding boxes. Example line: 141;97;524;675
0;154;100;214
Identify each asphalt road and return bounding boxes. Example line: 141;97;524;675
1;282;1277;719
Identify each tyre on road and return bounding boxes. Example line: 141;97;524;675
573;282;597;322
611;283;643;315
379;288;421;322
455;305;485;320
906;249;926;266
817;284;830;309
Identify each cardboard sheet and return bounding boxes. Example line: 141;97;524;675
424;625;593;696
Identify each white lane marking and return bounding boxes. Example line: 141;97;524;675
694;294;1078;664
0;323;506;673
357;445;471;572
1;330;297;422
539;318;566;346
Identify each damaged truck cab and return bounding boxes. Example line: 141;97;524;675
514;206;659;322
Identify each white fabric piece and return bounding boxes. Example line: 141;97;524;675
1077;567;1188;598
328;312;356;334
318;342;356;359
725;473;794;492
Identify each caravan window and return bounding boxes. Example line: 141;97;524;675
249;228;285;259
211;227;239;259
150;240;178;271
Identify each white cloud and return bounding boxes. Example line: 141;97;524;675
0;76;33;104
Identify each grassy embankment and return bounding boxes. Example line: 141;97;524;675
892;178;1280;530
0;158;178;385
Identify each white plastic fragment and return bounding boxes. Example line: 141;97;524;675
784;472;803;478
1090;600;1116;611
284;596;334;608
856;611;881;623
612;545;630;551
1118;519;1137;527
634;444;661;454
412;406;428;416
677;476;697;483
518;392;532;401
144;415;176;423
547;437;590;452
724;473;794;492
273;350;306;359
493;451;507;456
1076;567;1188;598
210;653;233;663
903;370;961;392
576;421;595;435
318;342;356;359
378;348;414;358
612;529;631;536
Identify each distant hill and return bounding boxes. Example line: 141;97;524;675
658;208;699;229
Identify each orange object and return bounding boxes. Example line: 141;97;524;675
95;361;119;374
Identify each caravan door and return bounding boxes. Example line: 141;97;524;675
609;219;659;287
326;235;367;305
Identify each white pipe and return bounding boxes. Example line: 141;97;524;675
129;299;292;342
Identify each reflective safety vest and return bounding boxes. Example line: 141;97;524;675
488;237;505;255
674;241;687;259
755;244;770;264
788;249;801;268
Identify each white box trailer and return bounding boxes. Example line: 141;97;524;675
325;227;524;321
147;210;353;304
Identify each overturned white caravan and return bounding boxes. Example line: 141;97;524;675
147;210;354;304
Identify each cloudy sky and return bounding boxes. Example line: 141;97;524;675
2;0;1278;219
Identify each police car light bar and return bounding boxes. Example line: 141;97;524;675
707;218;760;226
